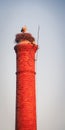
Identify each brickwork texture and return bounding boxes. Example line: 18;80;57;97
14;43;38;130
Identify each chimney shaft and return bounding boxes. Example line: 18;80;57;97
14;31;38;130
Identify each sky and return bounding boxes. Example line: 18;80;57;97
0;0;65;130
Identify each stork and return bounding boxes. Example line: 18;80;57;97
21;25;27;33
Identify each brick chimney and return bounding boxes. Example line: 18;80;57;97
14;26;38;130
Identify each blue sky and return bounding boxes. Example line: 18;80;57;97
0;0;65;130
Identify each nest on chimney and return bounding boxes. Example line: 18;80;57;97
15;33;35;43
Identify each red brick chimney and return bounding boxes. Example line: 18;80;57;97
14;27;38;130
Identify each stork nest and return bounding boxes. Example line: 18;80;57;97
15;33;35;43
